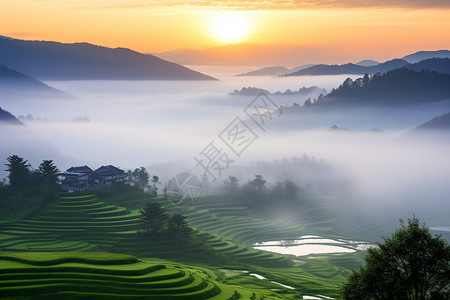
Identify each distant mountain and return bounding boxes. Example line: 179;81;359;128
230;86;326;97
286;59;409;76
157;43;282;66
0;35;13;40
402;112;450;142
0;36;215;80
0;107;23;125
236;64;314;76
0;65;70;99
355;60;379;67
329;125;349;132
0;107;65;178
402;50;450;64
405;58;450;74
236;66;290;76
155;43;338;67
415;113;450;131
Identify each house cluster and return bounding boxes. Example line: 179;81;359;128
59;165;127;192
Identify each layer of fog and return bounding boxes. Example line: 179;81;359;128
1;73;450;229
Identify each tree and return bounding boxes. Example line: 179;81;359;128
127;170;134;185
248;175;267;195
150;175;160;197
304;98;312;106
168;214;191;236
139;202;169;235
340;216;450;300
223;175;239;195
362;73;370;86
4;155;31;187
36;160;60;185
134;167;149;190
283;180;299;199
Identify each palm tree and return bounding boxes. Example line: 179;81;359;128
151;175;160;192
137;167;149;190
139;202;169;235
36;160;60;185
168;214;191;236
4;155;31;187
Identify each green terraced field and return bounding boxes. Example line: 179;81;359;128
0;252;282;299
0;192;380;298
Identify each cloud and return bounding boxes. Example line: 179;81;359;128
70;0;450;10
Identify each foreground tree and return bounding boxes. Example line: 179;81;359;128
168;214;191;236
137;167;150;190
340;216;450;300
139;202;169;235
35;160;60;185
4;155;31;187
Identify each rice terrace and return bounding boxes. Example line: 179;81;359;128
2;0;450;297
0;183;383;299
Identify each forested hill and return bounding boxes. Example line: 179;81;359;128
313;68;450;107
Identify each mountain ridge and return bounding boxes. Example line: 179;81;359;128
0;65;70;99
0;107;23;125
0;36;215;81
402;50;450;63
286;59;409;76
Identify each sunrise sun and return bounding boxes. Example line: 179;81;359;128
209;11;252;44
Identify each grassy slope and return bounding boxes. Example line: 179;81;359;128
0;252;280;299
0;189;383;298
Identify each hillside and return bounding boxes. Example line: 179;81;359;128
415;112;450;130
230;86;326;97
0;191;377;298
401;112;450;143
0;65;70;99
286;57;450;77
0;108;64;177
236;64;314;76
312;68;450;107
286;59;409;76
0;252;274;299
402;50;450;63
406;58;450;74
0;107;23;125
0;36;215;80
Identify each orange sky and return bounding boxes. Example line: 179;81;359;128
1;0;450;64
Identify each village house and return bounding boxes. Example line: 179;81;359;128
59;165;126;192
93;165;127;187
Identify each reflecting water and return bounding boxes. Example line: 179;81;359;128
253;235;374;256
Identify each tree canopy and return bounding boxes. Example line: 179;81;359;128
4;155;31;187
139;202;169;235
340;216;450;300
35;160;60;186
138;202;191;239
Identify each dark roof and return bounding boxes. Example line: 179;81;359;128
59;171;89;177
94;165;124;176
67;165;93;173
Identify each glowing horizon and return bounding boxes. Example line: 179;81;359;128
1;1;450;64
